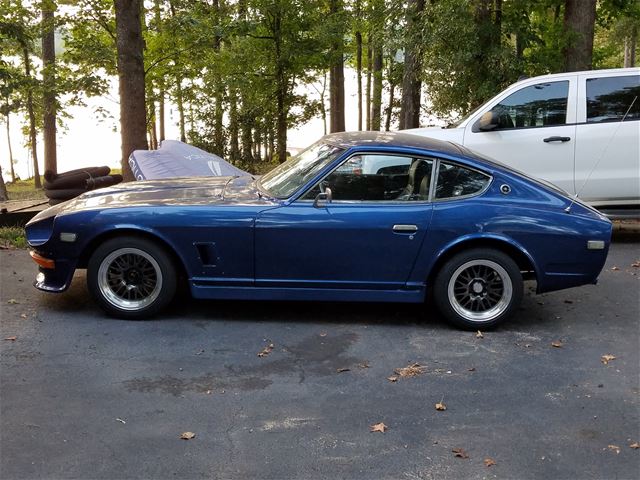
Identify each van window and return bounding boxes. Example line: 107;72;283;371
586;75;640;123
490;81;569;129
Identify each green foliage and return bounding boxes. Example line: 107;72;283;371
0;226;28;249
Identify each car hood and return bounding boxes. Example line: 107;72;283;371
28;175;275;226
402;126;465;144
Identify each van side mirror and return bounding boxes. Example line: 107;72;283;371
475;111;500;132
313;187;332;208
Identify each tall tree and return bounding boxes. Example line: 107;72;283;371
0;165;7;200
399;0;425;130
23;46;41;187
41;0;57;175
114;0;148;181
354;0;363;130
369;0;384;131
563;0;597;71
329;0;345;133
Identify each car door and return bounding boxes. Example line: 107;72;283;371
462;76;578;194
573;71;640;206
254;153;434;290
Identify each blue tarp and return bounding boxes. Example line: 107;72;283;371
129;140;249;180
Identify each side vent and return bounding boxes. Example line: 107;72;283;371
194;242;218;267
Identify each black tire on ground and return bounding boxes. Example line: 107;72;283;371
44;166;110;183
44;187;87;200
87;236;177;319
44;168;110;189
433;248;523;330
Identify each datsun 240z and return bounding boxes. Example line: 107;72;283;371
26;132;612;329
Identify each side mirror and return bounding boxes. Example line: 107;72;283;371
475;111;500;132
313;187;332;208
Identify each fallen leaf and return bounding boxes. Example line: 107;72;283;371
7;299;18;304
20;313;27;319
336;367;350;373
601;354;616;364
630;442;639;449
564;300;573;304
484;458;497;467
180;431;196;440
370;422;387;433
387;375;398;382
611;266;620;271
607;444;620;454
4;336;16;341
115;418;126;424
358;362;370;369
257;343;274;357
631;261;640;268
452;448;469;459
205;390;212;395
551;340;563;348
468;367;476;372
319;332;327;337
394;363;426;378
435;402;447;411
194;349;205;355
476;330;484;339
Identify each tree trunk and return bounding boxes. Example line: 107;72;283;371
175;78;186;142
115;0;148;181
563;0;597;72
273;8;287;163
0;165;7;201
385;81;395;131
212;0;225;156
149;105;158;149
5;113;16;182
154;0;166;142
318;72;328;135
355;0;363;131
23;48;41;188
329;0;345;133
624;26;637;68
229;88;240;161
399;0;425;130
371;44;383;131
366;39;372;130
41;3;57;175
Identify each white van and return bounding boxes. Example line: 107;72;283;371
405;68;640;217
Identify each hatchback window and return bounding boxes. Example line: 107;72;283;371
303;155;433;202
586;75;640;123
490;81;569;129
435;162;490;199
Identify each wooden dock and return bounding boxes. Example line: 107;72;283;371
0;199;49;227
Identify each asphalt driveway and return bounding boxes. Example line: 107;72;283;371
1;239;639;479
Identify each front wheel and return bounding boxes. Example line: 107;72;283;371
87;236;177;319
433;248;523;330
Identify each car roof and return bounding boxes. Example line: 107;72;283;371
321;131;463;156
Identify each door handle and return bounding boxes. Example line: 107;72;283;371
543;136;571;143
393;224;418;233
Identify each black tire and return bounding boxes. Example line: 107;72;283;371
433;248;523;330
44;166;110;183
44;187;87;200
87;236;177;319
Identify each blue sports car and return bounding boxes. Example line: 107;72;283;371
26;132;612;329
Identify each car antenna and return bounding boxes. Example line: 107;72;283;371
565;95;637;214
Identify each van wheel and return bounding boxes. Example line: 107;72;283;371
87;236;177;319
433;248;523;330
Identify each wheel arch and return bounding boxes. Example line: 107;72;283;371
426;235;538;293
77;227;189;280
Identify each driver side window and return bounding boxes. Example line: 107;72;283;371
302;154;433;202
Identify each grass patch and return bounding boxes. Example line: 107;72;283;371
5;177;46;201
0;227;28;249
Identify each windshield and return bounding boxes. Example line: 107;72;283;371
259;142;344;198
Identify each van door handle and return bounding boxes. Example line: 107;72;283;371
393;224;418;233
543;136;571;143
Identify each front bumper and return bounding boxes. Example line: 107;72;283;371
30;252;77;293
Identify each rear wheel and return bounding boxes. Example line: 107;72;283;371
87;236;177;319
433;248;523;330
